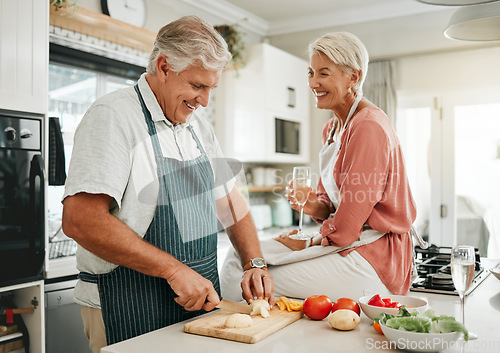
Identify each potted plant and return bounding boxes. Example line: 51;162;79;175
215;23;246;70
50;0;79;15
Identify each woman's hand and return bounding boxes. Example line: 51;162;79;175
286;180;328;219
274;229;324;251
273;229;310;251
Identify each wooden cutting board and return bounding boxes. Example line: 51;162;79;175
184;307;303;344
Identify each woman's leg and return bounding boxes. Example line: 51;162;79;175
220;249;391;301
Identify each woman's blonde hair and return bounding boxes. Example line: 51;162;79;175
147;15;232;74
308;32;369;95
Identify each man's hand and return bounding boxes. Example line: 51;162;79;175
167;264;220;312
240;268;274;307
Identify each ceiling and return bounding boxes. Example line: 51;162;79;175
176;0;451;36
162;0;497;60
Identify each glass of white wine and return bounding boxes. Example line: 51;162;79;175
290;166;311;240
451;245;477;340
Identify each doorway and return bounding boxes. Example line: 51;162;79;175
397;87;500;257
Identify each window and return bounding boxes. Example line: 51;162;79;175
47;46;143;240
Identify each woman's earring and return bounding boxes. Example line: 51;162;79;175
348;87;352;94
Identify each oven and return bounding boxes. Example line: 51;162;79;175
0;111;45;286
410;245;490;295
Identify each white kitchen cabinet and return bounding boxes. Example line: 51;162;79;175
215;43;310;164
0;280;45;353
0;0;49;114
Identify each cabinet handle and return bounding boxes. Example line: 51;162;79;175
287;87;296;108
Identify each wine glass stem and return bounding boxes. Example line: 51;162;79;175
298;206;304;234
459;294;465;327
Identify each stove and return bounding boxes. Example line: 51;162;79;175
410;245;490;295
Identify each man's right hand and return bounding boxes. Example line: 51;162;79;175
167;264;219;312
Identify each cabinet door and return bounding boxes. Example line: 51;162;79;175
263;44;309;117
0;281;45;353
0;0;48;114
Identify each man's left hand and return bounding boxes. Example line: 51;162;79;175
240;268;274;306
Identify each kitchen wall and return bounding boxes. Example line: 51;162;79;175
71;1;500;238
75;1;499;175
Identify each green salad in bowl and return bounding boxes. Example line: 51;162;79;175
375;306;468;353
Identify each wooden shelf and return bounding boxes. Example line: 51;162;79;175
49;2;156;53
247;186;285;193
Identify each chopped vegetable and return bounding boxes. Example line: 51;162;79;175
374;306;469;341
276;296;303;312
276;300;287;311
289;299;304;311
279;296;292;311
367;294;385;307
367;294;401;308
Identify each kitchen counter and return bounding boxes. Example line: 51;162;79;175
45;256;78;279
102;260;500;353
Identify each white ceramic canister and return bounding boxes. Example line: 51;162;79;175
265;168;278;186
252;167;266;186
271;197;292;227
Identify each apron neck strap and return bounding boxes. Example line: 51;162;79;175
343;93;363;131
327;93;363;143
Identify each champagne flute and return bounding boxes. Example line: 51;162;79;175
451;245;477;340
290;166;311;240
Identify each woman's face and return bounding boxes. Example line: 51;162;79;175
308;51;352;111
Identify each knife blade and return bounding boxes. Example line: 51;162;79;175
215;299;251;314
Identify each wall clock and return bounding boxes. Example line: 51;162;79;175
101;0;147;28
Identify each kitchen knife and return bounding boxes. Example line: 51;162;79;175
215;299;251;314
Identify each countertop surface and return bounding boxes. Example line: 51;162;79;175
102;260;500;353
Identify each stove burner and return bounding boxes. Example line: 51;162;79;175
428;273;453;286
410;244;490;295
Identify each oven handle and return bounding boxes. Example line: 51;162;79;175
29;154;45;257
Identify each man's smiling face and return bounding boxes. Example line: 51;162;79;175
161;63;221;125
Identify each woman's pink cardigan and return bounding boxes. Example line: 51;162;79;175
316;107;417;295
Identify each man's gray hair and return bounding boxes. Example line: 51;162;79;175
147;15;232;74
308;32;369;95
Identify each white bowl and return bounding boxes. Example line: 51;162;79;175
358;295;428;320
381;324;461;353
490;267;500;281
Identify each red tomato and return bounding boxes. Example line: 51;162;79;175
367;294;385;307
331;297;360;316
382;298;392;306
373;321;383;334
303;295;332;320
387;301;402;308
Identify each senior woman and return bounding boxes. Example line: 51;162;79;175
220;32;417;302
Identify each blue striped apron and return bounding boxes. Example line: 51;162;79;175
79;84;220;345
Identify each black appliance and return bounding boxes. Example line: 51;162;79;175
275;118;300;155
0;111;45;286
410;245;490;295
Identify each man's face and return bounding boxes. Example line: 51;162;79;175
160;63;221;125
